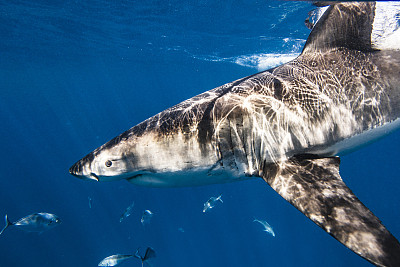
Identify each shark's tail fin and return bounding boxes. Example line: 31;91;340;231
302;2;400;54
217;194;223;203
0;215;12;236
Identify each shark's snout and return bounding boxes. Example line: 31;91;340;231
69;151;100;180
69;161;83;178
69;157;100;181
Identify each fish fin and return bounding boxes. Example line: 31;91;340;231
218;195;223;203
261;155;400;266
134;247;142;260
302;2;375;54
0;215;12;236
143;247;156;261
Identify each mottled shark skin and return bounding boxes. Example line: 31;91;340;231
70;2;400;266
263;155;400;266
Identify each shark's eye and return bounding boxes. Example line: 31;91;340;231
105;160;112;167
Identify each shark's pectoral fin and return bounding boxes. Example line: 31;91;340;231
262;155;400;267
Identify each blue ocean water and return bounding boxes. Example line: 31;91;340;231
0;1;399;266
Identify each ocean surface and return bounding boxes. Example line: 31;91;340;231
0;1;399;266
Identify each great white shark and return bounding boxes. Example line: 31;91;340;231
70;2;400;266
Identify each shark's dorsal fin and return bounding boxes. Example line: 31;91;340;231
302;2;375;54
262;156;400;266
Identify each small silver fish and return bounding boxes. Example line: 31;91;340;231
98;254;134;266
119;201;135;222
88;197;93;209
0;213;61;236
140;210;154;225
253;218;275;237
203;194;223;213
134;247;156;267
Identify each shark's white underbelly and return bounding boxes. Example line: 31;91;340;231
126;167;253;187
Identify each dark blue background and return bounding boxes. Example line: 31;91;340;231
0;1;399;266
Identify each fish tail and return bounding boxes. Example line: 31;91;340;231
217;194;223;203
134;247;141;260
0;215;12;236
